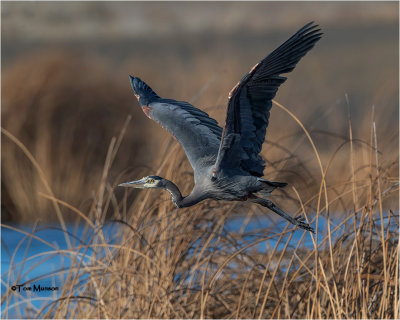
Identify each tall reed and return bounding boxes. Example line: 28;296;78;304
2;96;398;318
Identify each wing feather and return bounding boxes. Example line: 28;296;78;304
130;77;222;171
214;22;322;177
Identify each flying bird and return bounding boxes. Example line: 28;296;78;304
119;22;322;233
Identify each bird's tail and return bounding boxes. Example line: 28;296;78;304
129;76;159;100
257;177;287;195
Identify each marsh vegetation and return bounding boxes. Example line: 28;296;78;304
2;2;398;318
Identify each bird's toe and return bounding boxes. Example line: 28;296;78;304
292;215;314;233
295;220;315;234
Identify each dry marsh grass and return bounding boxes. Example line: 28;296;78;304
1;20;398;318
2;47;398;223
1;52;155;223
1;95;398;318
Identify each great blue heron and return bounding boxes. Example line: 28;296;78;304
119;22;322;233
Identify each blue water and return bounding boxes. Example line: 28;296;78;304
1;214;393;318
1;223;124;318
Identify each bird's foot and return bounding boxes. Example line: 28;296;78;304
253;197;315;234
293;215;315;233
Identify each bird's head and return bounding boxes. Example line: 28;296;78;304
118;175;164;189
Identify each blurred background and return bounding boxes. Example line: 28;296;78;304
2;2;398;224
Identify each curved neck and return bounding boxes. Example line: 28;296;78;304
163;179;204;208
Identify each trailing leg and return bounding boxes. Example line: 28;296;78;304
249;196;314;233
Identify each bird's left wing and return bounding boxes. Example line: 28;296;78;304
214;22;322;177
130;76;223;171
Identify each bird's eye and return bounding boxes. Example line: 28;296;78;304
149;178;154;183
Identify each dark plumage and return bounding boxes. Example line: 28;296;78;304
120;23;322;233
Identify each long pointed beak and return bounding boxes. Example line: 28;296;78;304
118;178;146;188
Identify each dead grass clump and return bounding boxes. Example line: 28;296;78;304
2;102;398;318
1;51;151;223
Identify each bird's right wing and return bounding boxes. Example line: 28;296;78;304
214;22;322;177
130;76;223;171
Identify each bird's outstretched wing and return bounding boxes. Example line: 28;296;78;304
130;76;223;171
214;22;322;177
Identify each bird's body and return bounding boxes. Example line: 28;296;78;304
120;22;322;233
